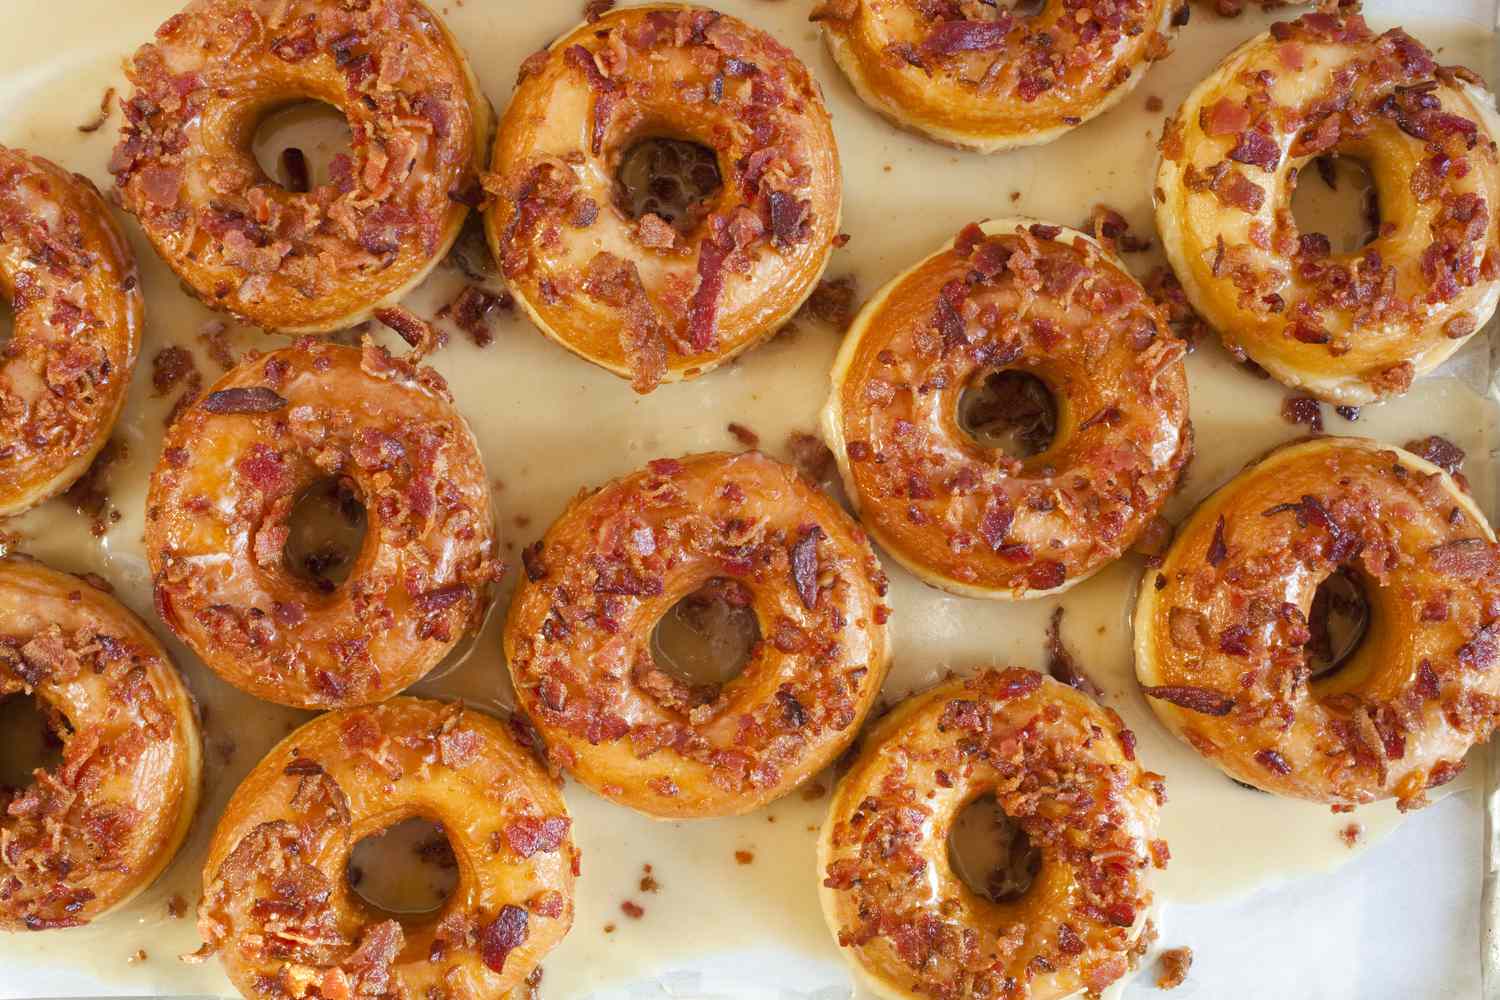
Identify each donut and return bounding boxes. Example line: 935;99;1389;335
811;0;1182;152
1154;12;1500;404
196;697;575;997
819;669;1166;1000
824;219;1193;601
1134;436;1500;810
110;0;491;334
0;556;201;932
503;450;891;818
146;339;500;709
0;146;141;517
485;4;841;393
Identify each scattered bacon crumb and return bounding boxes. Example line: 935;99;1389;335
1281;395;1323;432
128;948;147;964
151;345;199;396
78;87;115;133
620;900;644;919
1086;205;1152;254
639;864;659;893
727;422;760;448
1146;95;1164;112
1339;822;1363;847
734;850;754;865
584;0;616;22
796;275;858;332
1404;435;1465;474
785;431;836;488
167;894;187;919
801;780;828;801
64;439;125;536
198;321;237;370
1155;947;1192;989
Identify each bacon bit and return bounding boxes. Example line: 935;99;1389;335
1404;435;1464;474
734;850;755;865
996;668;1043;700
584;0;616;21
920;17;1014;58
1045;608;1100;696
1228;130;1281;171
727;422;760;448
687;236;730;351
1339;822;1362;847
1281;396;1323;432
151;346;198;396
1428;538;1496;580
620;900;644;918
1254;748;1291;774
1201;99;1249;136
443;285;510;347
374;306;438;357
199;387;287;414
790;527;822;610
1087;205;1151;253
1058;923;1086;956
1142;685;1235;716
1027;560;1066;591
1156;948;1193;990
78;87;115;133
479;905;529;973
978;499;1014;551
1206;516;1228;566
563;45;619;156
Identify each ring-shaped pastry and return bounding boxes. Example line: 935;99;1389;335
0;146;141;517
485;4;841;393
1155;12;1500;403
197;698;575;997
504;450;891;818
819;669;1166;1000
812;0;1182;152
0;556;201;932
824;219;1193;600
111;0;490;333
1135;436;1500;809
146;339;500;709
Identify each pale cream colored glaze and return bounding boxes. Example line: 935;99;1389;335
0;2;1493;996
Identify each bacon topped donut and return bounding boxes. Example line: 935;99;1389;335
485;5;841;393
146;339;500;709
197;698;575;998
504;451;891;818
824;220;1192;600
811;0;1183;152
0;146;141;517
819;669;1166;1000
111;0;490;333
1135;437;1500;810
1155;13;1500;404
0;556;201;932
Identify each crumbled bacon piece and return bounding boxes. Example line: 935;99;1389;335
199;387;288;414
1142;685;1235;716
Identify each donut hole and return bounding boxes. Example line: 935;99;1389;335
1307;567;1370;682
1291;155;1381;255
614;137;723;235
0;694;67;791
946;794;1041;904
251;101;353;194
284;477;368;592
956;370;1058;460
347;817;459;919
647;578;761;709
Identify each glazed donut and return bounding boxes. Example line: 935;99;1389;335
485;4;841;393
811;0;1181;152
1155;12;1500;404
0;556;201;932
824;219;1193;601
819;669;1166;1000
111;0;490;333
504;450;891;818
0;146;141;517
146;339;500;709
1134;436;1500;810
197;698;575;998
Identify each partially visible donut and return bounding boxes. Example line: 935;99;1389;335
485;4;841;393
197;698;575;998
1135;436;1500;810
146;339;500;709
504;451;891;818
0;146;141;517
0;556;201;932
111;0;490;333
812;0;1182;152
1155;12;1500;403
819;669;1166;1000
824;219;1192;600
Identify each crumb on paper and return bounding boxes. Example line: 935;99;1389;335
727;422;760;448
603;922;616;934
734;850;754;865
801;780;828;801
167;893;187;919
620;900;644;919
128;948;147;964
1156;947;1193;989
1146;95;1164;112
1339;822;1362;847
639;864;659;893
